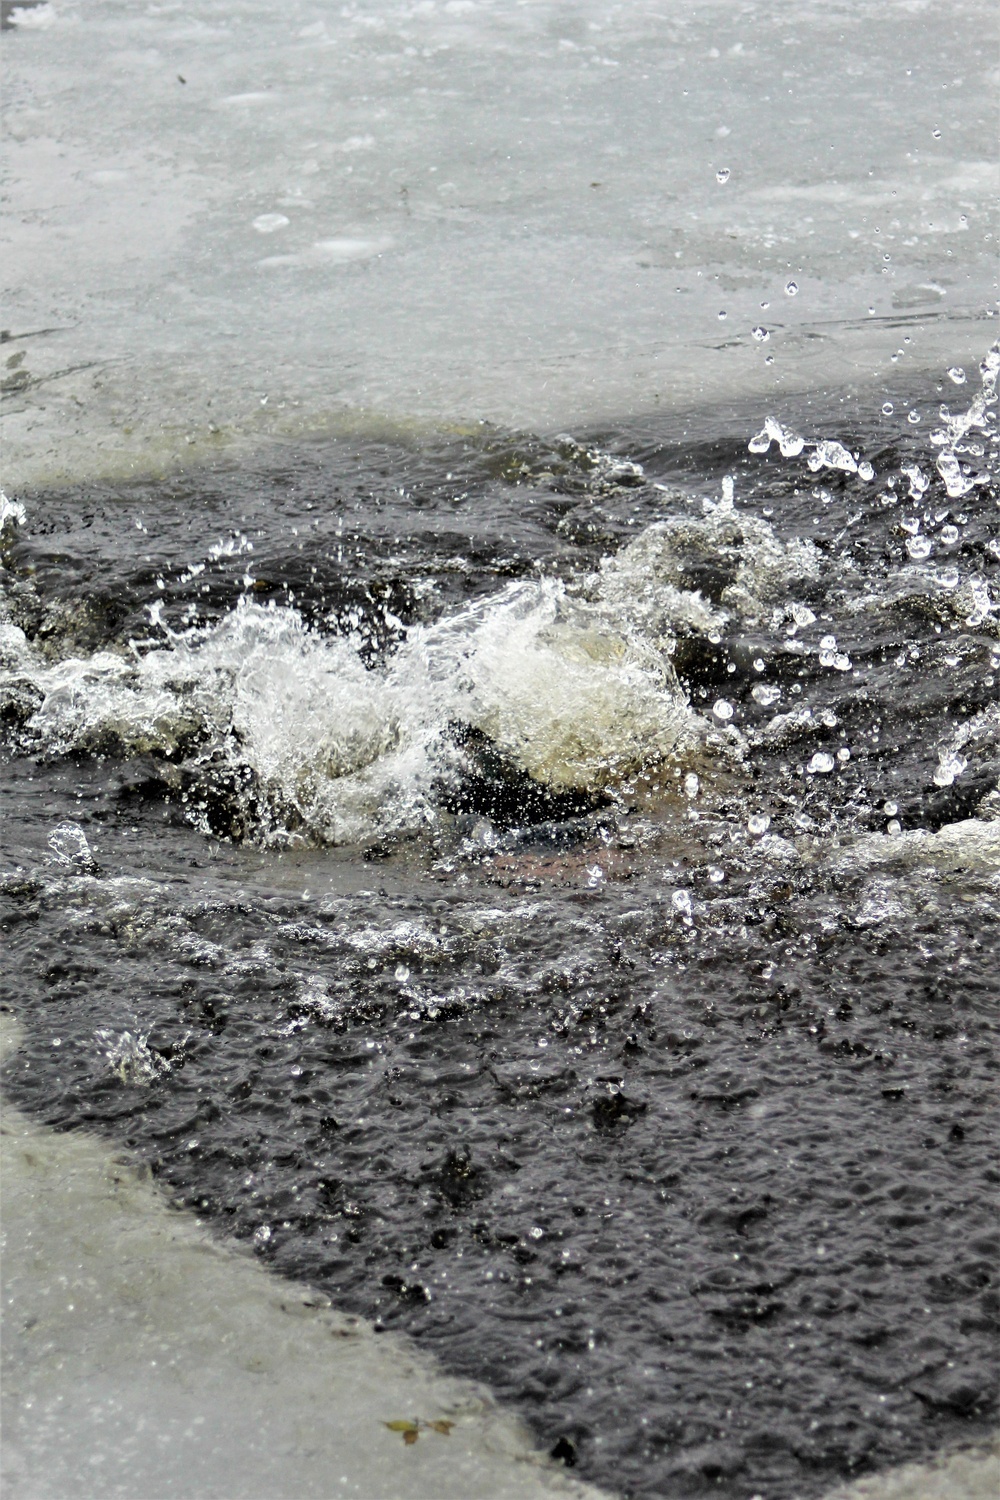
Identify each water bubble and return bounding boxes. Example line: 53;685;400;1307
748;813;771;835
751;326;770;342
858;460;875;481
684;772;700;799
906;535;933;560
908;410;921;425
707;865;725;883
753;657;766;672
938;524;959;545
807;752;835;774
712;699;734;721
881;402;894;415
716;167;731;183
948;366;967;384
253;1225;272;1247
884;800;898;816
820;634;837;651
785;281;798;296
887;819;902;836
837;747;851;762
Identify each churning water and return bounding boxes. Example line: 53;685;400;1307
2;0;999;1496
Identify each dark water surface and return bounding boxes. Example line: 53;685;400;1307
2;365;998;1499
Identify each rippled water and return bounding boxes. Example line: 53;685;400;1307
2;348;998;1497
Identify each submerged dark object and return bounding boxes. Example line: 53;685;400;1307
436;722;609;829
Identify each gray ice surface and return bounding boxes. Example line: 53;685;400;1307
2;0;998;484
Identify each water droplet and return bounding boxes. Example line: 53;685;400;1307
672;889;693;919
684;772;700;799
395;964;410;982
819;634;837;651
933;751;967;788
718;310;728;320
751;683;782;706
947;366;966;384
751;325;770;342
708;865;725;884
858;461;874;481
932;128;942;138
908;409;921;425
807;752;835;774
884;800;898;816
881;402;894;415
887;819;902;836
716;167;731;183
528;1225;544;1240
785;281;798;296
837;747;851;762
753;657;766;672
906;535;933;560
253;1224;272;1246
938;524;959;545
747;814;771;835
712;699;734;722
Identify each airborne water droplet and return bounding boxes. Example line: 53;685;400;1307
712;699;734;722
785;281;798;296
751;326;770;342
807;752;835;774
716;167;731;183
947;366;967;384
